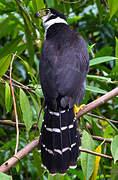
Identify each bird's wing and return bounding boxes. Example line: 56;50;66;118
40;35;89;109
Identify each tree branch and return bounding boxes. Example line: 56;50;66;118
0;87;117;173
0;138;39;173
3;74;35;94
87;113;118;124
0;137;112;173
76;87;118;118
0;119;112;143
0;120;36;129
79;147;113;159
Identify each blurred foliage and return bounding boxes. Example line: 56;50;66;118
0;0;118;179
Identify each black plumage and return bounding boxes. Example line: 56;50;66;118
35;8;89;174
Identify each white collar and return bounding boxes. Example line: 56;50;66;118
42;16;67;39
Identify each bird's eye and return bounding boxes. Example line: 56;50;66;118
45;9;50;15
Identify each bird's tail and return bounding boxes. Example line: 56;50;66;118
40;107;81;174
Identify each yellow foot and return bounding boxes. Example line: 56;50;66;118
74;104;86;116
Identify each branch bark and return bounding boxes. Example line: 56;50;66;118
87;113;118;124
0;137;112;173
76;87;118;118
79;147;113;159
0;138;39;173
0;87;117;173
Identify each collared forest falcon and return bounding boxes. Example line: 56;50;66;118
35;8;89;174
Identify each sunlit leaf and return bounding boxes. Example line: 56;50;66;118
89;56;118;66
19;89;32;132
0;54;11;78
87;75;111;82
5;82;12;113
86;85;107;94
81;130;95;180
0;172;12;180
48;174;64;180
115;37;118;66
111;135;118;163
108;0;118;19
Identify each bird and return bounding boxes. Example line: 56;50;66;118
35;8;89;174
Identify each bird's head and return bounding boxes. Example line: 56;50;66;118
35;8;67;29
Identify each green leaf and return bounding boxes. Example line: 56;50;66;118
24;22;35;66
0;35;23;58
0;172;12;180
30;93;43;131
35;87;44;98
104;125;115;138
46;0;55;8
87;75;111;82
19;89;32;132
115;37;118;66
5;82;12;113
108;0;118;19
0;54;11;77
67;16;82;24
95;46;113;58
86;85;107;94
111;135;118;163
48;174;64;180
33;149;43;179
89;56;118;66
81;130;95;180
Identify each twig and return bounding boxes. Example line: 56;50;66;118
0;119;112;143
61;0;81;4
79;147;113;159
0;137;113;173
76;87;118;118
9;52;19;155
0;138;39;173
0;120;36;129
91;135;112;143
87;113;118;124
1;87;118;172
3;74;35;94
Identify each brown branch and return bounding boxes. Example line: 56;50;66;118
0;120;36;129
79;147;113;159
61;0;81;4
0;119;112;143
1;87;117;172
0;137;112;173
77;87;118;118
3;74;35;94
91;135;112;143
9;52;19;155
0;138;39;173
87;113;118;124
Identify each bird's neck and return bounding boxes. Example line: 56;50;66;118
43;17;67;39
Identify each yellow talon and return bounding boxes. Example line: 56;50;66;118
74;104;86;116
